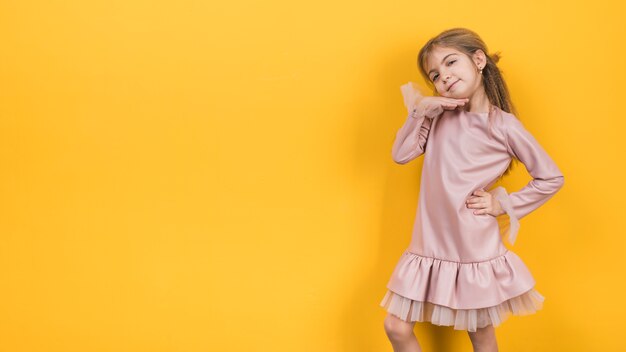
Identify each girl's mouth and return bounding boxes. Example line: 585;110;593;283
448;80;460;91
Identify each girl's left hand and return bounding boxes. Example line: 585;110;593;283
465;189;505;217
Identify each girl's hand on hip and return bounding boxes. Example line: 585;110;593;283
412;97;469;119
465;189;505;217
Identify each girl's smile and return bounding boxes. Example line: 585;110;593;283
448;79;460;91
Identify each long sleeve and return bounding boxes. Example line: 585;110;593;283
490;116;565;245
391;82;435;164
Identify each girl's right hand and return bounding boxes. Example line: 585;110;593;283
413;97;470;119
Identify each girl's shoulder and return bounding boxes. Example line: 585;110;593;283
492;107;546;158
483;107;525;151
491;106;523;132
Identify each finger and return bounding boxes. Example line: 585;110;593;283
466;196;483;205
443;97;469;103
444;100;466;106
465;197;480;204
467;201;486;209
467;192;486;199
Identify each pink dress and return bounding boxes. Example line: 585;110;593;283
380;82;565;332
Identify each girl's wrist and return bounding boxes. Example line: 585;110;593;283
492;198;506;216
410;105;427;119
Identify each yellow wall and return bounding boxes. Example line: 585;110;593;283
0;0;623;351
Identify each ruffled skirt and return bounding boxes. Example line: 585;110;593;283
380;249;545;332
380;287;544;332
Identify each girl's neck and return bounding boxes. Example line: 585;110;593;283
464;90;491;113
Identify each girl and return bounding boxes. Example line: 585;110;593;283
380;28;565;352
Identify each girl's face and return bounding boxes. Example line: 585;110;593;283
425;46;486;99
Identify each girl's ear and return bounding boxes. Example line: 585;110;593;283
473;49;487;67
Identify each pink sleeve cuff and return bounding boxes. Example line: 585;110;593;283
400;82;426;115
490;186;521;245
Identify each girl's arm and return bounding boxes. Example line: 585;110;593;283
490;116;565;245
391;82;435;164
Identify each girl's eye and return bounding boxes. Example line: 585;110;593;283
432;60;456;82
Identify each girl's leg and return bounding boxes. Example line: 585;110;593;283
467;324;499;352
383;313;422;352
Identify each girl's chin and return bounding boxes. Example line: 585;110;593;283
441;91;467;99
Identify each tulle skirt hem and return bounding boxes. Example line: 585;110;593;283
379;288;544;332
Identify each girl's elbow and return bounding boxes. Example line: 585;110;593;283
551;175;565;193
392;154;409;164
392;151;422;164
557;175;565;190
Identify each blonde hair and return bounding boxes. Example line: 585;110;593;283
417;27;519;178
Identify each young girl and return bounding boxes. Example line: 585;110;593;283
380;28;565;352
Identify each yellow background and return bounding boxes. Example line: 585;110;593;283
0;0;623;351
